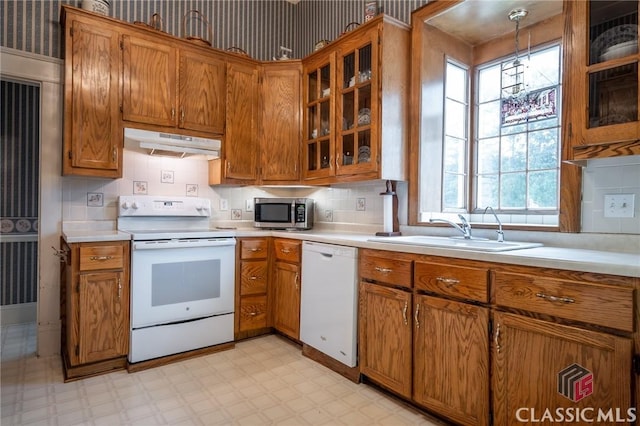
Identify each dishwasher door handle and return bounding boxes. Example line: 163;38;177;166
320;252;334;258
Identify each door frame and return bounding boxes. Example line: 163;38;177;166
1;46;63;356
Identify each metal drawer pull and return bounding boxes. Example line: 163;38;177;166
536;292;575;304
117;278;122;300
90;255;113;261
250;248;263;252
414;303;420;329
280;248;291;254
249;276;262;280
249;312;258;316
495;323;501;353
402;300;408;325
436;277;460;287
374;266;392;274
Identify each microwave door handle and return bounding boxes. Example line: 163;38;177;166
291;202;296;227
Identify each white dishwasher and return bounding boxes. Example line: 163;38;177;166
300;241;358;367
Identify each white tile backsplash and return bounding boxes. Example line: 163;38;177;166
61;150;639;243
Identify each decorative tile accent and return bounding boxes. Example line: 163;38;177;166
231;209;242;220
87;192;103;207
186;184;198;197
160;170;174;184
133;181;148;194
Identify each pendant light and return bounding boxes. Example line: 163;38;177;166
501;8;529;98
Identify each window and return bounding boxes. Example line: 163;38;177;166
417;42;562;227
474;44;561;216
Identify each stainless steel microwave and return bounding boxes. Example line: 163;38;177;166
254;198;314;230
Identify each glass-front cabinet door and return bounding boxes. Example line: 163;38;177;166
336;31;379;176
303;54;336;180
567;0;640;157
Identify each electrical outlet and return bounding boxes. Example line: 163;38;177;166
604;194;635;218
219;199;228;211
245;199;253;212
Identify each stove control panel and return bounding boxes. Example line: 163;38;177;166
118;195;211;217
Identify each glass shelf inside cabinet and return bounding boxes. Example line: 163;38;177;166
589;62;638;128
589;1;638;65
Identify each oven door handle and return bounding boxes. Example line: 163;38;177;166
133;238;236;250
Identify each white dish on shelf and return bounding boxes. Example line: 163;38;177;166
600;40;637;61
592;24;638;61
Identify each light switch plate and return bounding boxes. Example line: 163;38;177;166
604;194;635;218
246;199;253;212
219;199;228;211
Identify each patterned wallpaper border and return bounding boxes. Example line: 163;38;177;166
1;0;428;60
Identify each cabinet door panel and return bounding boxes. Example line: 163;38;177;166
413;295;489;426
68;20;120;172
225;61;259;181
273;261;300;340
122;34;176;127
261;63;302;182
179;49;225;134
359;282;412;398
492;311;632;425
78;271;128;364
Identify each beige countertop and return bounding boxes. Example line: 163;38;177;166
62;227;640;278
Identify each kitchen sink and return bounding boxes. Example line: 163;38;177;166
368;235;543;252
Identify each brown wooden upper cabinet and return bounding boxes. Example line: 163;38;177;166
121;34;226;135
564;0;640;160
209;58;302;186
302;15;409;184
62;8;122;178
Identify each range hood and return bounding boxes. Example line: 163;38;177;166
124;127;221;158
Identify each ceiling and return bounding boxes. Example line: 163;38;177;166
426;0;563;46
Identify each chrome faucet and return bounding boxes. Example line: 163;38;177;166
429;214;472;239
483;206;504;242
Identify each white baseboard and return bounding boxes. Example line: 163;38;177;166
1;302;37;325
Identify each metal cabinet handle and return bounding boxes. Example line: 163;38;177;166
180;107;185;123
494;323;501;354
436;277;460;287
402;300;408;325
295;273;299;290
536;292;575;304
250;248;263;252
249;312;258;316
374;266;392;274
280;248;291;254
51;246;68;262
249;276;262;280
171;108;175;120
414;303;420;329
90;255;113;261
112;147;117;162
117;278;122;300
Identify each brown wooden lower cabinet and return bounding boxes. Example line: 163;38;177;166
413;294;490;426
492;311;633;425
235;238;270;337
359;281;413;398
272;238;302;340
61;239;130;380
359;249;637;426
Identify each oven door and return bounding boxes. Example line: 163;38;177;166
130;238;236;329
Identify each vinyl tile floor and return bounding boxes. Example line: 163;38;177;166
1;323;444;426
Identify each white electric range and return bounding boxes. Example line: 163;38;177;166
118;195;236;363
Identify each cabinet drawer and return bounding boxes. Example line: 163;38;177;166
274;239;301;262
360;251;412;289
240;238;268;259
79;244;124;271
238;295;268;332
240;261;268;295
494;272;634;332
415;261;488;303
